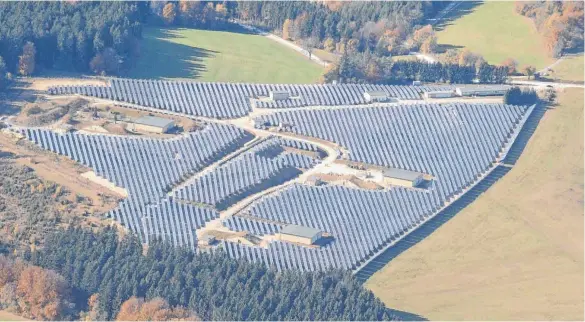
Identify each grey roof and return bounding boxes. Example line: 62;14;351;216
456;85;509;92
424;90;454;94
364;90;388;97
382;168;424;181
133;115;174;128
281;224;322;239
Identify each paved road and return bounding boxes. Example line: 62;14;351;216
538;56;564;75
509;79;584;89
409;51;437;63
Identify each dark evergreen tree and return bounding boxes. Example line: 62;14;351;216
31;227;394;321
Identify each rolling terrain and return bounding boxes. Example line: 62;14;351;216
436;1;554;69
128;27;324;83
366;88;584;320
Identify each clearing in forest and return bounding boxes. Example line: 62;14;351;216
366;88;584;320
436;1;554;69
128;27;324;83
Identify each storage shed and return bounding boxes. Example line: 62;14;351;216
456;85;508;97
363;90;390;103
280;224;323;245
129;116;175;134
382;168;424;188
424;90;454;99
270;90;290;101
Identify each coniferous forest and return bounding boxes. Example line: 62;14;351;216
0;1;519;85
24;227;394;321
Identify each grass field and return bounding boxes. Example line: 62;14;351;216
549;54;585;82
128;27;323;83
436;1;554;69
390;55;418;62
0;310;27;321
366;89;584;320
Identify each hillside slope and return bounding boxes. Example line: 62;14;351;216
436;1;554;69
129;27;323;83
366;89;584;320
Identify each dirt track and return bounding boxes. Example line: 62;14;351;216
0;132;122;214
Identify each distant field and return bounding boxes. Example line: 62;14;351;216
366;89;584;320
390;55;418;62
0;310;27;321
129;27;323;83
313;49;340;64
549;54;585;82
436;1;554;69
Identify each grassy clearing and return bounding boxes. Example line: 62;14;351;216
366;89;584;320
390;55;418;62
436;1;554;69
549;54;585;82
129;27;323;83
313;49;340;64
0;310;27;321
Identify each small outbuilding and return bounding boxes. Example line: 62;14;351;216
382;168;424;188
455;85;508;97
280;224;323;245
129;115;175;134
269;90;290;101
424;90;454;99
363;90;390;103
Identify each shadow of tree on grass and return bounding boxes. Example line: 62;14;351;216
127;28;219;80
434;1;483;32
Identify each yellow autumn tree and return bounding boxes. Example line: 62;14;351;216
282;19;293;40
162;2;177;25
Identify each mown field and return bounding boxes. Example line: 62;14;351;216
436;1;554;69
366;89;584;320
0;310;27;321
128;27;323;83
550;54;585;82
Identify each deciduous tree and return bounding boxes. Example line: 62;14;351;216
18;42;36;76
162;2;177;25
524;65;537;79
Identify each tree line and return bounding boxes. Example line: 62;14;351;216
504;86;539;106
25;227;394;321
0;1;147;76
0;256;195;321
323;51;509;84
236;1;446;57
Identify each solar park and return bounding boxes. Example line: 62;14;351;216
13;78;536;276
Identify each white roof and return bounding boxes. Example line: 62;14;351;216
133;116;174;128
281;224;321;239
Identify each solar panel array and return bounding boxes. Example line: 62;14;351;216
217;102;531;271
32;79;534;272
142;198;220;248
22;124;252;241
223;216;283;237
252;84;456;109
255;103;528;202
47;79;455;118
172;137;321;210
